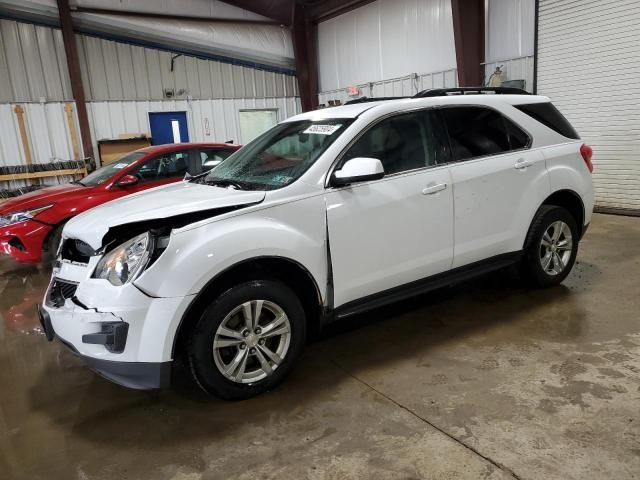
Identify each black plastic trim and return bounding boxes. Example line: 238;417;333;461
414;87;530;98
329;251;522;321
59;335;170;389
82;321;129;353
330;171;384;187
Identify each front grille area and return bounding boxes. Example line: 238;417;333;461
46;278;79;308
60;239;93;264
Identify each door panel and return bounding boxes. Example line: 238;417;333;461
327;167;453;308
450;148;548;268
440;105;550;268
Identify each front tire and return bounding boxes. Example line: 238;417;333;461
42;224;64;265
187;279;306;400
520;205;579;287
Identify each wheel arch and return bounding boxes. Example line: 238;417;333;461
525;189;586;249
543;189;585;233
172;255;324;358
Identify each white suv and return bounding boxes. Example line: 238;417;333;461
39;88;594;399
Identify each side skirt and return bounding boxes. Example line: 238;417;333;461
325;251;523;322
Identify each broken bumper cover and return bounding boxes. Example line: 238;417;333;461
40;305;171;389
40;273;195;390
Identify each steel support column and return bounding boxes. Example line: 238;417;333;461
57;0;94;162
291;4;319;112
451;0;485;87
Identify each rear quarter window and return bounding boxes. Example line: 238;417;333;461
515;103;580;140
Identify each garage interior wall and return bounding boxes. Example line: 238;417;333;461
317;0;458;105
537;0;640;213
484;0;535;91
0;17;301;189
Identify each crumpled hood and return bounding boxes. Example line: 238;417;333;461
0;184;88;216
64;181;265;248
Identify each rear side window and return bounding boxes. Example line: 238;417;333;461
515;103;580;139
440;107;529;161
200;148;235;171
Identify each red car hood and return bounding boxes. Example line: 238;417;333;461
0;184;91;215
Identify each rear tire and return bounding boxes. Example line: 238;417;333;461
187;279;306;400
520;205;579;287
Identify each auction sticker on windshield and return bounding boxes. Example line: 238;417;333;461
303;124;342;135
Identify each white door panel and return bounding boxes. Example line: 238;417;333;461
451;148;548;268
327;167;454;308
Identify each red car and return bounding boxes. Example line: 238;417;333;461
0;142;240;263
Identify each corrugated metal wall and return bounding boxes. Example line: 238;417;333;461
76;35;298;101
0;19;301;184
317;0;456;102
318;69;458;106
0;19;298;103
0;19;73;102
537;0;640;212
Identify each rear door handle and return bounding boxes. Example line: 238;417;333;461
514;158;533;170
422;183;447;195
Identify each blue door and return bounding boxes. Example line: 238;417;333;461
148;111;189;145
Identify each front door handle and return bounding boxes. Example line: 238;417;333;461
514;158;533;170
422;183;447;195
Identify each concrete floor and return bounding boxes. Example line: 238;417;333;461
0;213;639;480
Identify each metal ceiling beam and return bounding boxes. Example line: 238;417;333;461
72;6;280;25
218;0;293;25
451;0;485;86
57;0;94;162
307;0;377;23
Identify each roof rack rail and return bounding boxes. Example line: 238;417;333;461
344;96;410;105
413;87;530;98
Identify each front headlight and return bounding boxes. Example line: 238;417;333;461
92;232;153;286
0;204;53;227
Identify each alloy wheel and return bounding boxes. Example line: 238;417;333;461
539;220;573;276
212;300;292;384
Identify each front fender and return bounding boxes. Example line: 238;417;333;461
134;195;328;300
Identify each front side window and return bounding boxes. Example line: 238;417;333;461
441;107;530;161
79;152;145;186
201;120;352;190
341;110;446;175
133;151;190;182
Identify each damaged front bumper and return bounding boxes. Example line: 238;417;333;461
40;259;195;390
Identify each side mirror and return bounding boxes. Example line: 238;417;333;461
331;157;384;187
116;174;139;187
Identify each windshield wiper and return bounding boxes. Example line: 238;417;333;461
70;180;85;186
202;178;250;190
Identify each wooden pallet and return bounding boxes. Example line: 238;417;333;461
0;167;87;182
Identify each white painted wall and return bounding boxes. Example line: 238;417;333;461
317;0;456;97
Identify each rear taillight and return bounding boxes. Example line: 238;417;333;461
580;144;594;173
